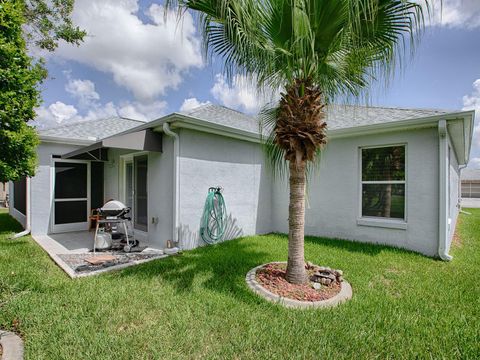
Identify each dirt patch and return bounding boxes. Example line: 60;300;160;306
452;218;463;247
255;263;341;302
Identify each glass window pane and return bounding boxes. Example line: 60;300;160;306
125;163;133;210
55;201;87;224
362;146;405;181
55;162;87;199
362;184;405;219
134;156;148;231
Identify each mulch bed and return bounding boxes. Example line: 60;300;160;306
256;263;341;302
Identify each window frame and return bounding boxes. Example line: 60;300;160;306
358;143;408;228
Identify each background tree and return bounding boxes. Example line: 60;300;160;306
0;0;85;182
167;0;431;283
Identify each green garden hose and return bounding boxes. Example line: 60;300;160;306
200;187;227;244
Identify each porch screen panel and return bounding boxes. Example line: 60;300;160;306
55;162;87;199
13;177;26;215
54;201;88;224
134;155;148;232
361;145;406;220
54;162;88;225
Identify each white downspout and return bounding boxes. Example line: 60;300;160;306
12;177;31;238
438;120;452;261
162;122;180;247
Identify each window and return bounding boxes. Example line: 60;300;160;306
361;145;406;220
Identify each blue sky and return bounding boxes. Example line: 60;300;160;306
35;0;480;166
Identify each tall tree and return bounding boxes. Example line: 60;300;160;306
0;0;85;182
166;0;430;283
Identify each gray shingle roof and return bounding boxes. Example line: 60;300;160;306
38;116;145;142
325;104;450;130
183;104;261;133
181;104;451;135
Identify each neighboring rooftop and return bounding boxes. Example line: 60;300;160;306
461;169;480;181
181;103;453;135
38;116;145;142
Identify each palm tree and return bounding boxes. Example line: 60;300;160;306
166;0;431;284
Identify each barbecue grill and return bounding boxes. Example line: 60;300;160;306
94;200;136;252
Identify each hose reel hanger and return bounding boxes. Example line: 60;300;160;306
200;186;227;244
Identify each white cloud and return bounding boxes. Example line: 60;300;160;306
43;101;78;124
421;0;480;29
65;78;100;107
34;99;166;129
468;157;480;169
34;76;167;128
462;79;480;168
210;74;277;113
117;100;167;121
179;97;210;112
52;1;203;101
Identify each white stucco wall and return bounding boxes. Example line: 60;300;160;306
271;127;440;256
176;129;272;250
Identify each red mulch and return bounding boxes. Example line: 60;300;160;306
256;263;341;302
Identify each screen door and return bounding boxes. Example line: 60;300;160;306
53;160;90;232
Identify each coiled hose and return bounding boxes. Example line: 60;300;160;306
200;187;227;244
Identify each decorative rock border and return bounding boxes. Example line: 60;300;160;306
0;330;24;360
245;262;353;309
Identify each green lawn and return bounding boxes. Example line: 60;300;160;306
0;208;479;359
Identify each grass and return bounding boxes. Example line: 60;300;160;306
0;208;479;359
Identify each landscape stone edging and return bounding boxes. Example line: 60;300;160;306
245;262;353;309
0;330;24;360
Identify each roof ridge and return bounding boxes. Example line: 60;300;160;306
329;103;451;113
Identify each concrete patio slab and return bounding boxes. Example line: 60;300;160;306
31;232;167;278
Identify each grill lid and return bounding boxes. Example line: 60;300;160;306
101;200;127;211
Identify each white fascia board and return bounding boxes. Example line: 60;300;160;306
39;135;95;146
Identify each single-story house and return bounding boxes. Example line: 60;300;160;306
9;104;475;260
461;169;480;198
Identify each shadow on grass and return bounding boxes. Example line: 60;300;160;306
0;210;23;236
117;238;270;304
273;232;429;259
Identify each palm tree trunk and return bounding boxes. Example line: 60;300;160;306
286;155;308;284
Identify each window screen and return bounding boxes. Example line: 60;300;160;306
361;146;406;220
13;178;26;215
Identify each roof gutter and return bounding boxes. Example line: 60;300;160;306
39;135;95;146
162;122;180;247
438;120;452;261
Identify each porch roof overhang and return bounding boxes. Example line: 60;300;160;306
61;129;163;161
